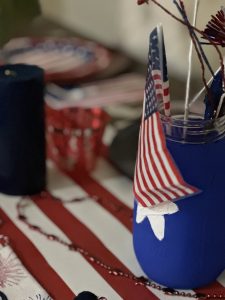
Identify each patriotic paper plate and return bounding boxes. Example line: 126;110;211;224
2;37;112;83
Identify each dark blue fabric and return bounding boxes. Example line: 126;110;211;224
204;71;223;120
133;137;225;289
76;291;98;300
0;291;8;300
0;64;46;195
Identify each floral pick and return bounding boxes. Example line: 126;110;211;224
203;7;225;46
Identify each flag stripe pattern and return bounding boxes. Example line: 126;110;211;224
133;33;199;207
150;26;171;116
162;29;171;116
0;159;223;299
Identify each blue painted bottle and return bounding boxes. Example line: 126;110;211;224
133;114;225;289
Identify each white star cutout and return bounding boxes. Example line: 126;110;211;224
136;201;179;241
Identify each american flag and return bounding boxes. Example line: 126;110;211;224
150;26;171;116
133;36;199;207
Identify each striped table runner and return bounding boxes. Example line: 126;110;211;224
0;158;224;300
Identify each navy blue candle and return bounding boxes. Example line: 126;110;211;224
0;64;46;195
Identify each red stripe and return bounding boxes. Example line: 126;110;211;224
146;118;177;200
152;74;161;80
138;123;160;205
163;87;169;97
156;114;196;195
134;171;149;207
155;114;192;196
49;152;133;232
33;196;159;300
155;84;162;90
53;160;224;297
141;120;169;203
135;129;157;207
152;115;182;197
133;131;148;206
195;281;225;297
164;102;170;110
157;114;186;185
151;115;181;197
0;208;74;300
134;169;150;206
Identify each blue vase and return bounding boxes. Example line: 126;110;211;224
133;117;225;289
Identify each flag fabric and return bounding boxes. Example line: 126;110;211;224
150;26;171;116
161;30;171;116
133;33;199;208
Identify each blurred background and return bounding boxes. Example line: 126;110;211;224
1;0;225;86
1;0;225;176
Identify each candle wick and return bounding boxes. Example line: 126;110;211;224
4;69;17;77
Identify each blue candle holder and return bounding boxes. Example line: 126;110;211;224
0;64;46;195
133;114;225;289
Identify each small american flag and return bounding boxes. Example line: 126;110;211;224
133;35;199;207
150;26;171;116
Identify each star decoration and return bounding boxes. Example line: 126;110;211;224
136;202;179;240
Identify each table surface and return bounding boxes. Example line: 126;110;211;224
0;156;224;300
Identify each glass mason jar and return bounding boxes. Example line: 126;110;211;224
133;110;225;289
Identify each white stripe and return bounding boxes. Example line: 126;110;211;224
0;196;121;300
133;130;151;206
91;159;133;208
163;97;170;104
163;95;170;104
135;130;156;206
92;159;133;207
56;178;196;300
137;123;162;204
152;70;161;76
153;115;194;195
149;116;184;197
131;118;157;206
154;79;162;85
133;127;149;206
144;118;176;200
0;245;48;300
52;163;201;299
140;121;162;204
152;114;192;195
90;164;198;300
52;186;170;299
150;117;187;197
142;120;173;202
11;49;85;72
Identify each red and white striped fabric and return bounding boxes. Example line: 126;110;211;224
150;25;171;117
161;26;171;117
0;158;224;299
151;69;163;102
133;36;199;207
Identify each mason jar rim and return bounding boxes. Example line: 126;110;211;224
160;112;225;144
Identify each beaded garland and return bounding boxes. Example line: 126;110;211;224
11;192;225;300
